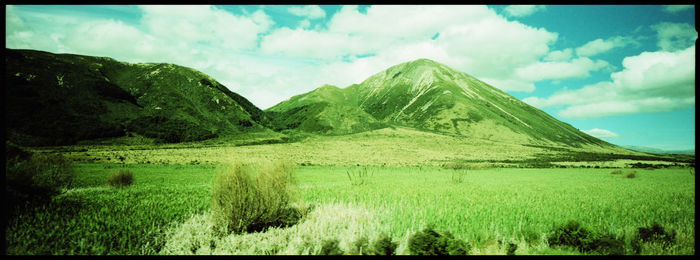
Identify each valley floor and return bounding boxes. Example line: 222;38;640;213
5;162;695;255
38;127;693;168
7;128;694;255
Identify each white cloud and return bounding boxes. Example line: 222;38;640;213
260;5;559;93
288;5;326;19
543;48;573;61
6;5;610;109
524;46;695;119
515;57;610;82
503;5;546;17
260;27;359;59
138;5;273;51
651;22;698;52
581;128;619;138
559;97;695;119
575;36;637;57
663;5;694;13
63;19;169;62
298;19;311;29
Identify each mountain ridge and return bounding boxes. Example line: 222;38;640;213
4;49;625;152
267;58;613;149
5;48;268;146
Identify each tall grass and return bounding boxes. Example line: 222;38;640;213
107;170;134;188
210;161;297;234
5;153;74;210
5;164;694;255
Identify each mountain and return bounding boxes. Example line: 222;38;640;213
266;84;387;135
4;49;268;146
267;59;612;148
621;145;695;155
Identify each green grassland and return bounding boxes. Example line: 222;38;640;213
35;126;691;167
5;160;695;255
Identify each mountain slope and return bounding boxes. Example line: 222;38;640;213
268;58;612;148
5;48;267;146
266;84;386;135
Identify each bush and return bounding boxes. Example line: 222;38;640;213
548;220;626;255
107;170;134;188
547;220;596;252
505;242;518;255
348;236;370;255
623;171;637;178
590;234;625;255
631;222;676;253
371;233;398;255
408;228;470;255
320;239;343;255
5;152;74;210
210;161;297;234
610;169;623;174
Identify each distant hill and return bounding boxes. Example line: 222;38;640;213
267;59;613;148
266;84;387;135
620;145;695;155
4;48;268;146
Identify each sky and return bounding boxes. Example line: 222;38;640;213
5;5;696;151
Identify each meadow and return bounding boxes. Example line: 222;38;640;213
5;161;695;255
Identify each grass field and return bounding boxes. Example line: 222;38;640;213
5;162;694;255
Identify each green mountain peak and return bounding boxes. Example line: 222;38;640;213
268;58;613;149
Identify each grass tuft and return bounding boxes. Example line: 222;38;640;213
107;170;134;188
371;232;398;255
320;239;344;255
5;153;74;210
547;220;596;252
210;161;297;234
631;222;676;254
408;228;470;255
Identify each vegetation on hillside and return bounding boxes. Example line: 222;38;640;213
5;48;266;146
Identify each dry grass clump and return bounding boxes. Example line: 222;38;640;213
159;203;382;255
623;170;637;179
443;162;491;170
610;169;623;175
210;161;297;234
107;170;134;188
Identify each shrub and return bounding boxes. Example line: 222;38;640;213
210;161;296;234
371;233;397;255
408;228;470;255
623;171;637;178
107;170;134;188
5;152;74;210
444;232;470;255
548;220;626;255
506;242;518;255
320;239;343;255
408;228;445;255
631;222;676;253
610;169;623;174
589;234;625;255
547;220;596;252
348;236;370;255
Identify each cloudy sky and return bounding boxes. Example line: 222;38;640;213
5;5;696;151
